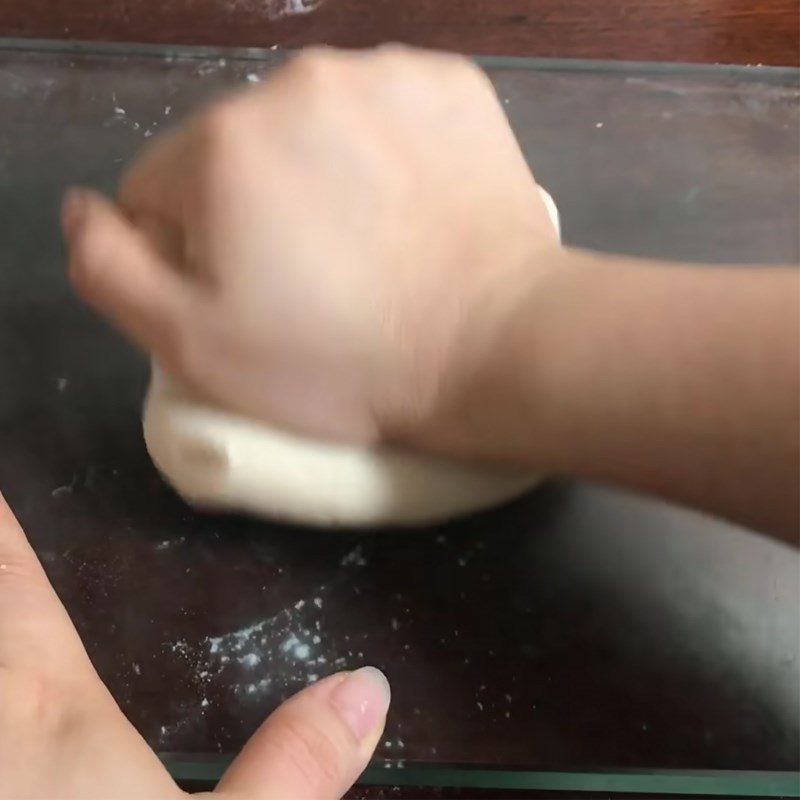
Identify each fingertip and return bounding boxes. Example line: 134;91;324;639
294;666;391;742
216;666;391;800
61;187;111;243
328;666;391;742
60;187;88;243
65;192;117;303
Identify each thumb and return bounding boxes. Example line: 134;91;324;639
216;667;390;800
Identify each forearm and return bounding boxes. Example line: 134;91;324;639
512;251;800;540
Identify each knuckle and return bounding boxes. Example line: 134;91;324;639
371;46;488;97
443;53;487;84
374;42;416;61
289;49;343;91
372;43;427;79
0;669;72;734
460;60;496;96
269;715;346;790
197;99;248;152
0;558;41;585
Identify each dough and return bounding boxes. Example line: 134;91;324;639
143;188;560;527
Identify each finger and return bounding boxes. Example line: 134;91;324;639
216;667;390;800
62;188;195;356
118;126;194;225
0;491;97;677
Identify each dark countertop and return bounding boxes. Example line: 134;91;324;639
0;43;798;784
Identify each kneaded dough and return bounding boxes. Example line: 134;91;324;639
143;187;560;527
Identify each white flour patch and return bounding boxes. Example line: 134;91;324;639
51;473;78;499
196;60;224;76
340;545;368;567
293;643;311;659
164;585;356;711
155;536;187;551
264;0;323;20
158;553;382;748
221;0;321;23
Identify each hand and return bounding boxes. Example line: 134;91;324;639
0;492;390;799
62;46;561;463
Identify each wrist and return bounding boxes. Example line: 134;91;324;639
487;245;607;469
412;243;585;468
456;245;630;472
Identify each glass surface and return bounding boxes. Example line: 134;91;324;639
0;39;798;796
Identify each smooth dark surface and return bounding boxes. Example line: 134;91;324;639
0;45;798;780
1;0;799;66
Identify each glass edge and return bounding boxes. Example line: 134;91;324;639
0;35;798;81
159;756;800;796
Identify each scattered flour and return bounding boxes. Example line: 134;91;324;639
264;0;323;20
292;642;311;660
155;536;187;551
340;545;368;567
158;552;401;748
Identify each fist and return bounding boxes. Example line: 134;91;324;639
63;47;560;460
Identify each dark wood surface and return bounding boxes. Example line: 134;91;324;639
0;0;798;66
0;43;798;794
